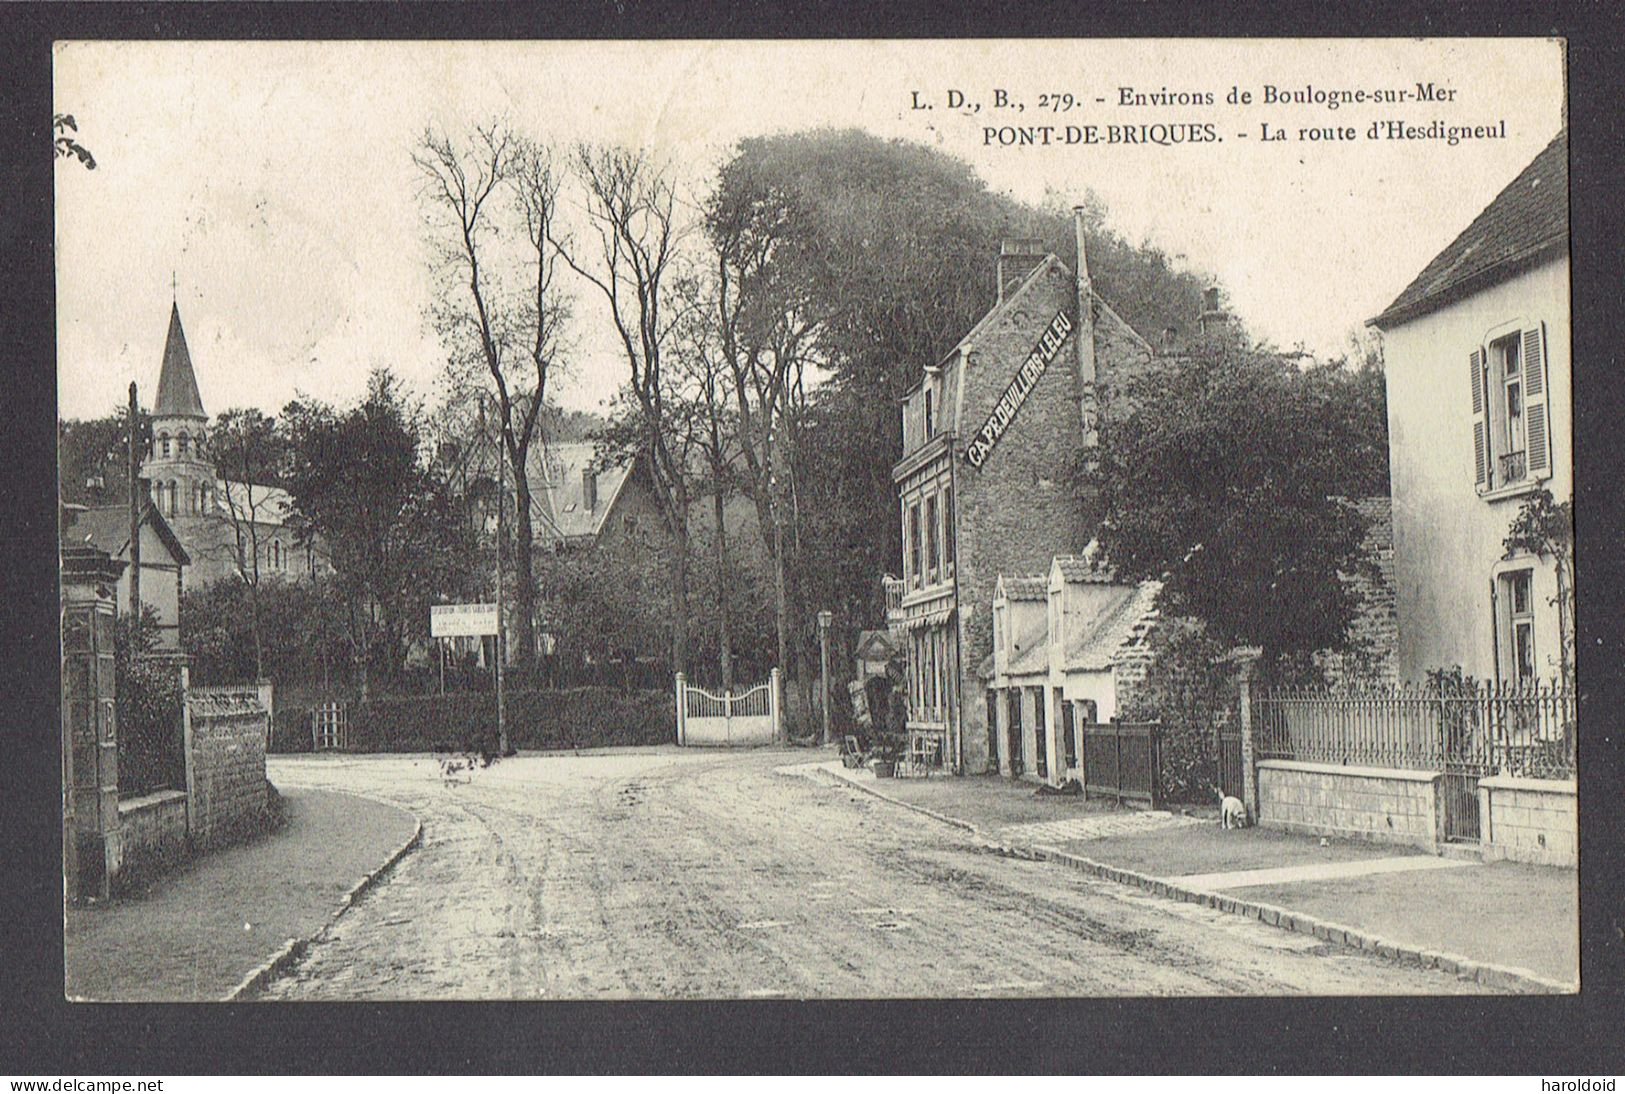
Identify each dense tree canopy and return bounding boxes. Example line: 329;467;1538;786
1092;341;1389;665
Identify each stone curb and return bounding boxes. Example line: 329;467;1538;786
221;815;423;1002
819;764;1575;996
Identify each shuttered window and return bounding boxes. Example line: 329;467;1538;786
1474;323;1552;492
1523;323;1551;479
1470;348;1488;491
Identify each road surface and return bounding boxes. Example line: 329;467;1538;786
259;748;1487;999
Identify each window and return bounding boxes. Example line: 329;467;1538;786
178;432;189;456
924;494;940;583
1492;332;1524;482
1474;325;1550;491
924;388;935;438
941;486;955;574
906;503;922;589
160;433;171;458
1500;569;1537;686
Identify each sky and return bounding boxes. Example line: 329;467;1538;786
55;38;1565;422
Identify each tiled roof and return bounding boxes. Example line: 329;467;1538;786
997;575;1049;602
1053;554;1116;584
154;303;207;419
62;502;191;566
526;441;635;541
1373;130;1568;328
1065;581;1162;672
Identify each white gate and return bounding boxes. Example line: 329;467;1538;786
676;669;782;747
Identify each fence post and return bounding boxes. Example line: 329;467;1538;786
180;665;196;841
674;672;686;746
770;667;783;743
1238;659;1257;821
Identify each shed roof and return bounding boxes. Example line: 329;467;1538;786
1064;581;1162;672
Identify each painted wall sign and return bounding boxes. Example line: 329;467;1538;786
431;602;499;637
962;309;1073;468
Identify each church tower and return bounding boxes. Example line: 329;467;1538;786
142;301;217;524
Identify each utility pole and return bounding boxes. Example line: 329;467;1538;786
817;609;833;747
127;382;142;623
486;396;508;756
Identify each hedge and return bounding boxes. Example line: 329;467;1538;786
269;686;673;754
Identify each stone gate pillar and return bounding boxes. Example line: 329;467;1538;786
61;545;127;901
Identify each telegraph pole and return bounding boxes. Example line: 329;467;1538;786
127;382;142;622
487;396;508;756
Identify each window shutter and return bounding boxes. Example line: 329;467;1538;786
1470;347;1488;491
1523;323;1552;480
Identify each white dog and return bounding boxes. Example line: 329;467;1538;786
1218;788;1250;829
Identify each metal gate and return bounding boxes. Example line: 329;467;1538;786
1079;720;1163;808
675;670;782;747
312;702;348;751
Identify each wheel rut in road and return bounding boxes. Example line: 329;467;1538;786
259;750;1490;999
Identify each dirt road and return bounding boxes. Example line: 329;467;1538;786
259;748;1488;999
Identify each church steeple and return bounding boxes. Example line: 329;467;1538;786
154;301;206;420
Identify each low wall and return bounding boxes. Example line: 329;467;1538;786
116;790;189;883
1480;775;1576;867
1258;759;1440;850
187;693;269;851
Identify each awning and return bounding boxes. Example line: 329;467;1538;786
897;607;954;633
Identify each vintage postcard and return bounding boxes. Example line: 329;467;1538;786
54;37;1574;1003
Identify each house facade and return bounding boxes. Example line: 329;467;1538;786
982;557;1161;785
1370;129;1571;686
60;502;190;647
886;211;1157;774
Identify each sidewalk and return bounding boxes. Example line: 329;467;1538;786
813;759;1577;989
65;786;419;1001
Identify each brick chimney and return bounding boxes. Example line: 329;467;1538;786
1198;285;1230;336
997;239;1046;301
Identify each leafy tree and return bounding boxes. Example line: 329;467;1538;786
1092;340;1388;669
58;409;149;508
702;128;1213;682
54;114;96;169
282;371;479;698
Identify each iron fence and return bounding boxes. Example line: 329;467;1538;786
1254;681;1575;780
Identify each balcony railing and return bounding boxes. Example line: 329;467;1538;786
1498;449;1527;486
883;575;906;615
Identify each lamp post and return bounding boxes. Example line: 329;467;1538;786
816;609;834;747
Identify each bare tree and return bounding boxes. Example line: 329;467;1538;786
551;145;694;675
209;408;286;679
416;125;569;675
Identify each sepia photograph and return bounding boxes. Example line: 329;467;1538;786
51;35;1578;1007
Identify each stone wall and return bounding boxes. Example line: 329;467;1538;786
116;789;189;883
186;692;269;850
1315;497;1399;687
1480;775;1576;867
1257;759;1440;850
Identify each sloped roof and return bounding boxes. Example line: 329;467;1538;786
62;502;191;566
1053;554;1117;584
997;575;1049;602
1004;608;1051;677
1065;581;1162;672
1372;130;1568;329
154;303;207;419
526;441;635;541
855;629;899;662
